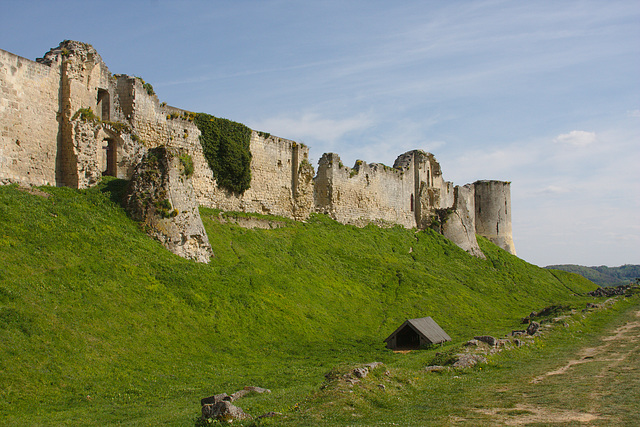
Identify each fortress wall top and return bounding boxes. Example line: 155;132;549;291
0;48;60;186
474;180;516;255
314;153;417;228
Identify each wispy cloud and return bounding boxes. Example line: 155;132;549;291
553;130;597;147
251;112;374;144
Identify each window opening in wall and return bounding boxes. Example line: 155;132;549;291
97;89;110;121
410;194;414;212
103;139;116;176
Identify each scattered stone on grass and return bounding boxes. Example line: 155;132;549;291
474;335;498;346
527;321;540;335
244;386;271;394
453;354;487;368
257;411;282;419
202;400;251;422
425;365;447;372
230;389;250;401
200;393;229;406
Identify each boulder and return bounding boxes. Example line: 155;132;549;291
364;362;384;370
230;389;250;401
202;401;251;422
200;393;229;406
424;365;447;372
474;335;498;346
244;386;271;394
353;367;369;378
452;354;487;369
526;321;540;335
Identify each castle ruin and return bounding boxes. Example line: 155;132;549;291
0;41;516;261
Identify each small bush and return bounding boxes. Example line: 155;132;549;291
180;154;194;178
71;107;99;122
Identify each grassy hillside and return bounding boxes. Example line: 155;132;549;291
0;181;597;425
545;264;640;287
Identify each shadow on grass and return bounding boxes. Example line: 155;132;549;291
97;176;130;206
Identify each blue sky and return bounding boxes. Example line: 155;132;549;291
2;0;638;267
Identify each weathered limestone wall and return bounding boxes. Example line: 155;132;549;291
192;133;314;220
0;40;516;260
474;180;516;255
122;76;201;151
441;184;485;258
0;48;60;186
315;153;417;228
124;146;213;263
70;119;145;188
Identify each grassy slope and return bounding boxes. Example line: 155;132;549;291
0;183;596;425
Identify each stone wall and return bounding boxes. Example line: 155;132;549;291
474;180;516;255
0;40;517;260
124;146;213;263
441;184;485;258
314;153;417;228
192;133;314;220
0;48;60;186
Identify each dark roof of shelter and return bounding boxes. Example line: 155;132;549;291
384;316;451;344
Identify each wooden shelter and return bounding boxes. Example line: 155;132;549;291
384;317;451;350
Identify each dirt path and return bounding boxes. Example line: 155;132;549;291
471;309;640;426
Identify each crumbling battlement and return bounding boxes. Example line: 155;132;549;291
0;41;516;260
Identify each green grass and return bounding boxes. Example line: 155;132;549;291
0;182;601;425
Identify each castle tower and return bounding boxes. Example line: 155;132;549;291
474;180;516;255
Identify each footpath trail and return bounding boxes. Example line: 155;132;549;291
467;307;640;426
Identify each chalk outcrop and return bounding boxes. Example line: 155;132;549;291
0;40;517;261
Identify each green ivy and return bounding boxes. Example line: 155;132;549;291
193;113;252;194
179;154;194;178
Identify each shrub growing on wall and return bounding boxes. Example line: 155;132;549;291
193;113;252;194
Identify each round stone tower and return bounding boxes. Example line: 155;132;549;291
474;180;516;255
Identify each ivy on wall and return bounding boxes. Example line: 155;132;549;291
193;113;252;194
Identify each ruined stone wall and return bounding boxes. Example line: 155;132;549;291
123;76;201;151
124;146;213;263
441;184;485;258
314;153;417;228
0;49;60;186
474;180;516;255
192;133;313;220
0;41;516;259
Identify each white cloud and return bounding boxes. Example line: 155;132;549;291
251;112;373;144
553;130;597;147
536;185;570;195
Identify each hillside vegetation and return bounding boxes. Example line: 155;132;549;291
545;264;640;287
0;181;598;425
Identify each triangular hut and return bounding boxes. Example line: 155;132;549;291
384;317;451;350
